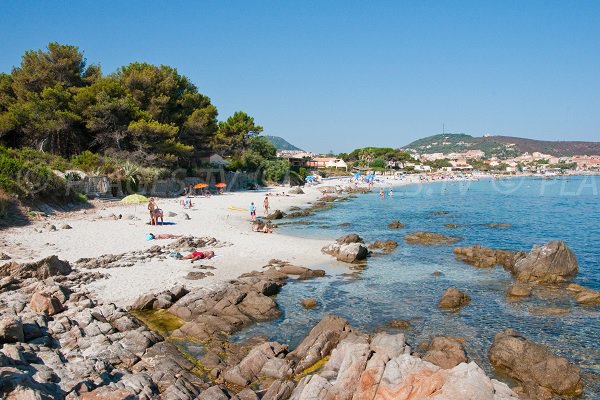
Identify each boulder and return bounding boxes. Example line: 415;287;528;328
422;336;468;369
453;245;518;269
266;210;285;220
575;288;600;305
404;232;460;245
388;221;404;229
0;316;24;343
510;241;578;283
368;240;398;253
438;288;470;310
289;187;305;195
489;329;583;398
301;298;318;309
0;255;72;280
336;233;363;244
29;292;63;315
322;242;369;263
60;224;72;229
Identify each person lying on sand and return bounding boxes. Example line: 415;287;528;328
146;233;182;240
179;250;215;263
252;221;273;233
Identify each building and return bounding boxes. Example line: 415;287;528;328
307;157;348;171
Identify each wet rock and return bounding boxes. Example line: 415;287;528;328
387;319;410;329
0;255;72;280
506;283;532;298
486;223;511;229
445;223;461;228
0;316;24;343
297;269;326;280
454;245;519;269
438;288;470;310
404;231;460;245
422;336;468;369
266;210;285;220
575;288;600;305
431;271;444;277
336;233;363;245
489;329;583;398
301;298;318;309
29;292;63;315
322;242;369;263
368;240;398;253
510;240;578;283
388;221;404;229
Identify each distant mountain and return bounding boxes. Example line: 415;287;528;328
403;134;600;157
264;135;303;151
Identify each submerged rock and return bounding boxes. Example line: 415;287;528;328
368;240;398;253
300;298;318;309
510;240;578;283
404;231;460;245
388;220;405;229
489;329;583;399
454;245;518;269
506;283;532;298
438;288;471;310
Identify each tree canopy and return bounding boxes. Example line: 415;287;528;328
0;42;262;168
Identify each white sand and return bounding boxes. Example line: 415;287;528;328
2;183;350;307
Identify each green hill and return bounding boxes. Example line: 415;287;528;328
403;134;600;157
264;135;302;151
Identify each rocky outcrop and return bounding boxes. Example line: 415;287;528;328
388;221;404;229
368;240;398;253
421;336;468;369
509;240;578;283
404;232;460;245
288;187;305;194
223;342;289;387
266;210;286;220
0;255;72;279
453;245;520;269
489;329;583;399
438;288;471;310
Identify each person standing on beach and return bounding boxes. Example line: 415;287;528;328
249;202;257;221
263;196;270;216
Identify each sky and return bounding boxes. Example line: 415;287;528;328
1;1;599;153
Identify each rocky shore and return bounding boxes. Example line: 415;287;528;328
2;245;591;400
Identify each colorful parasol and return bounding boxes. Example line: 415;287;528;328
194;183;209;189
214;182;227;188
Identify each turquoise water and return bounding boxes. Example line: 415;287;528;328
233;176;600;397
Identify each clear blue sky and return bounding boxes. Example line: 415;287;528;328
1;1;599;153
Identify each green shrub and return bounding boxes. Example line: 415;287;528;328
64;171;82;181
263;159;290;183
0;190;13;219
71;150;100;172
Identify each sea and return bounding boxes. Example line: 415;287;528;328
232;175;600;397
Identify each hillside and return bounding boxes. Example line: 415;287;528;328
403;134;600;157
264;135;302;151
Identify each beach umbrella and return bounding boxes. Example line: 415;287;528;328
121;194;149;204
215;182;227;188
194;183;208;189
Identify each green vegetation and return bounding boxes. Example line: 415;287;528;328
264;135;302;151
403;133;520;158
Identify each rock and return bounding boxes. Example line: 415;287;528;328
445;223;461;228
0;252;12;260
438;288;470;310
266;210;285;220
454;245;518;269
422;336;468;369
506;283;531;298
336;233;363;244
575;288;600;305
368;240;398;253
322;242;369;263
45;224;57;231
387;320;410;329
287;315;352;374
486;223;511;229
297;269;326;280
223;342;288;387
431;271;444;277
301;298;318;309
0;255;72;280
432;210;449;215
510;240;578;283
489;329;583;398
183;212;191;220
198;385;231;400
29;292;63;315
60;224;72;229
0;316;24;343
185;271;213;280
288;187;305;195
404;231;460;245
388;221;404;229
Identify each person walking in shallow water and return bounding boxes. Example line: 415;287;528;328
249;202;257;221
380;188;385;199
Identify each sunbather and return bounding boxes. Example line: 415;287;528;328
179;250;215;262
147;233;181;240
